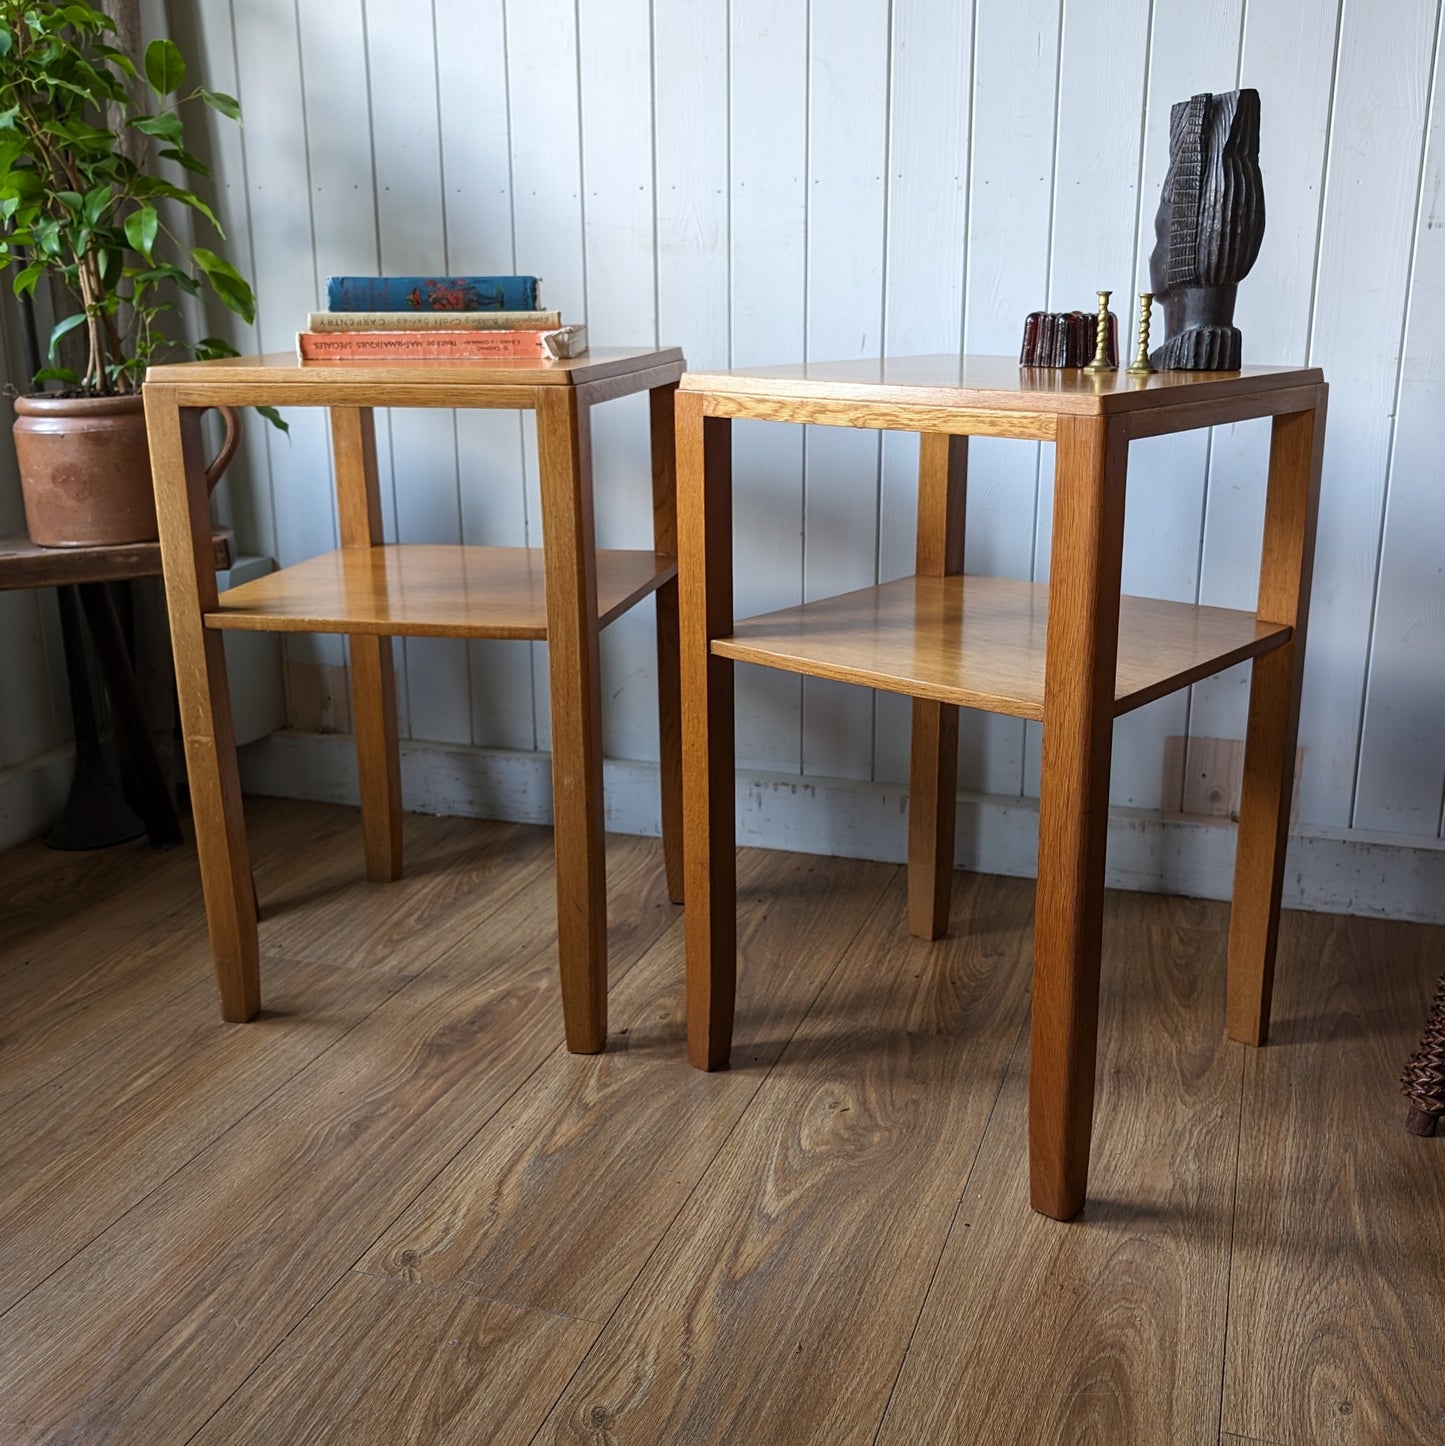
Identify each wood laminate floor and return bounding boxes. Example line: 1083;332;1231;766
0;798;1440;1444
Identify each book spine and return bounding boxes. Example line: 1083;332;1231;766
297;325;586;361
325;275;541;312
307;310;562;332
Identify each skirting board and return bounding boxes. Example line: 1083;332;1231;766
0;746;73;852
238;731;1445;926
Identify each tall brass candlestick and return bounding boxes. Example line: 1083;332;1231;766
1083;290;1115;373
1127;292;1157;375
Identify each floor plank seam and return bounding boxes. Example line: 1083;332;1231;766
0;949;426;1335
1;963;209;1118
868;1005;1035;1446
345;1267;603;1325
257;841;556;988
1214;1041;1251;1446
174;1026;568;1445
519;863;906;1444
170;857;678;1443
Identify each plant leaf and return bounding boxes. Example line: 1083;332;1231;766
47;311;88;362
131;176;222;233
32;367;79;386
0;26;11;58
130;112;184;146
12;262;42;296
144;38;186;98
192;246;255;324
256;405;289;434
157;145;212;180
83;184;110;226
199;89;242;123
124;203;158;259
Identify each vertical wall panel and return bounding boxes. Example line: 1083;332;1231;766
802;0;891;783
579;0;662;765
1111;0;1244;813
364;0;471;746
1189;0;1342;807
230;0;342;678
1023;0;1151;801
957;0;1061;800
1354;8;1445;835
433;0;536;753
505;0;587;752
873;0;974;788
1293;0;1440;828
729;0;808;775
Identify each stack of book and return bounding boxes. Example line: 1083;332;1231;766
296;275;588;361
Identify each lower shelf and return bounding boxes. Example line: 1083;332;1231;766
205;544;675;639
713;574;1291;719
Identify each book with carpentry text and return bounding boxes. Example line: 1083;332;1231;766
306;309;562;332
296;324;589;362
325;275;541;312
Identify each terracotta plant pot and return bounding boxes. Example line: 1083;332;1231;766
12;392;238;548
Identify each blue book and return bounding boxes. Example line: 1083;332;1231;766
325;275;542;312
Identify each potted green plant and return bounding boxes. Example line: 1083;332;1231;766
0;1;281;546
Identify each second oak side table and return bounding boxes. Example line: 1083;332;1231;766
145;346;685;1054
675;355;1326;1219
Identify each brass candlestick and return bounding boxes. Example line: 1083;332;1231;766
1127;292;1156;375
1083;290;1115;372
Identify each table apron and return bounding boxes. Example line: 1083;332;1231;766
1123;385;1324;439
156;381;544;411
698;392;1058;441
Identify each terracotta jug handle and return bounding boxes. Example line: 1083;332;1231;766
203;405;241;494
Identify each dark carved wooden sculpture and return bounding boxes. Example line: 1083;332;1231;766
1149;89;1265;370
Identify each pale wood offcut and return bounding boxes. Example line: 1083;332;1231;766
144;347;684;1053
676;357;1327;1220
1;800;1439;1443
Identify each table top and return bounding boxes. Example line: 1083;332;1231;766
680;354;1324;417
145;346;684;396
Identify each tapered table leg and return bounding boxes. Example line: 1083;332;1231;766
331;406;403;883
651;382;685;905
678;392;736;1070
1227;393;1327;1044
1029;414;1127;1219
907;433;968;939
538;387;609;1053
146;390;259;1021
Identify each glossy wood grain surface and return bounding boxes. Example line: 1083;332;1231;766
3;802;1439;1441
0;821;675;1443
682;354;1322;417
714;574;1289;720
205;544;676;639
191;1274;599;1446
358;848;893;1322
541;870;1033;1443
1223;908;1445;1445
879;891;1243;1444
145;346;684;403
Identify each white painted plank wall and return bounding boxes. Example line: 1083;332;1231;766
172;0;1445;871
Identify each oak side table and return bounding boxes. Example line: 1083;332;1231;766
676;355;1326;1219
144;346;685;1053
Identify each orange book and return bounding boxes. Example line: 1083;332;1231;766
296;324;588;361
